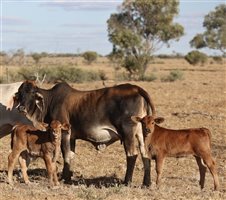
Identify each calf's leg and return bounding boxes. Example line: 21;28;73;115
194;156;206;189
18;151;30;184
43;154;56;186
202;154;220;191
8;150;21;184
52;163;59;186
155;154;165;186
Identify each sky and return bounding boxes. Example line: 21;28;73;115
1;0;225;56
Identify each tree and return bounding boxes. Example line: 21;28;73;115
82;51;98;64
190;4;226;56
185;50;208;65
14;48;25;66
31;53;42;66
107;0;184;79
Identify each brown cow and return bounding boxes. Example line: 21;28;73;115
8;120;70;186
131;115;220;190
13;81;156;186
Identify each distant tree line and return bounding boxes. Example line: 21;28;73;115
0;1;225;82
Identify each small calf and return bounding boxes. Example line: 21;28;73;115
131;115;220;190
8;120;70;186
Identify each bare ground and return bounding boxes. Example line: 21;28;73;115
0;58;226;199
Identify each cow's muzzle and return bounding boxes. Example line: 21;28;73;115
18;105;27;114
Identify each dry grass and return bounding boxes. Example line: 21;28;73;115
0;57;226;199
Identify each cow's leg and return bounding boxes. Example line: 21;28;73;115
69;138;76;159
136;123;151;187
194;156;206;189
142;157;151;187
61;130;73;182
18;151;30;184
122;127;138;186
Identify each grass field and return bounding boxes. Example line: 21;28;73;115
0;57;226;199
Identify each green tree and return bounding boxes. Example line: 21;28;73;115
190;4;226;56
82;51;98;64
31;53;42;66
185;50;208;65
107;0;184;80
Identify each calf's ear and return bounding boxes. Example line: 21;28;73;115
35;122;48;131
61;123;71;131
35;92;44;111
131;116;142;123
154;117;164;124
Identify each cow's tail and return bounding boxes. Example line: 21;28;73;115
137;86;156;116
0;124;14;139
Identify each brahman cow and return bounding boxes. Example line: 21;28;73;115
0;82;32;139
131;115;220;190
0;82;23;108
8;120;70;186
13;80;156;186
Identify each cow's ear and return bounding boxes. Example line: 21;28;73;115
131;116;142;123
61;123;71;131
35;92;44;111
6;92;20;110
154;117;164;124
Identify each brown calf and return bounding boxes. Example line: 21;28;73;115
8;120;70;186
131;115;220;190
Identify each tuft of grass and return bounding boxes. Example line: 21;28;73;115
161;70;183;82
139;73;157;82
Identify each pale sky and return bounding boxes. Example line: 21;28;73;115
1;0;225;55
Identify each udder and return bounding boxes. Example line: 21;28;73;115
86;126;120;149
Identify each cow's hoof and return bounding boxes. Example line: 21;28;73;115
141;184;150;189
62;171;73;184
123;181;131;187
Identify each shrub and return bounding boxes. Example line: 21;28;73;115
139;73;157;82
212;56;223;64
161;70;183;82
98;70;108;81
82;51;98;64
185;50;208;65
8;66;102;83
31;53;43;65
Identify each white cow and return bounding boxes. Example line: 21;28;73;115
0;82;32;139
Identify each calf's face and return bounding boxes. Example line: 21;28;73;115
131;115;164;136
49;120;71;138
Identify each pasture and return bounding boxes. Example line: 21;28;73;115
0;57;226;199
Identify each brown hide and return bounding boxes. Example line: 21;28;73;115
133;115;220;190
8;120;67;186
